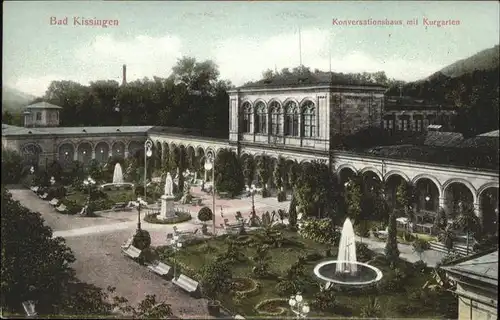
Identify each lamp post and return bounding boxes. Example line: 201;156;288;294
289;293;310;319
171;235;183;279
83;176;96;201
246;184;257;216
136;197;146;231
204;153;216;235
144;140;153;201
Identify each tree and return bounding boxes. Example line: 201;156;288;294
198;206;213;224
395;181;415;231
1;149;24;184
385;212;400;267
434;207;448;231
412;238;429;261
214;149;244;198
256;155;272;197
287;160;301;189
242;156;255;187
273;157;287;201
1;187;76;314
288;194;298;230
345;177;362;221
453;203;481;255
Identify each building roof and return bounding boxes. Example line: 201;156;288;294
2;125;153;136
423;131;464;147
235;71;387;90
478;129;499;137
24;102;63;109
442;250;498;287
364;143;498;171
384;95;455;110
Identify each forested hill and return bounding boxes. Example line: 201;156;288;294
429;45;499;79
384;44;499;138
2;87;35;113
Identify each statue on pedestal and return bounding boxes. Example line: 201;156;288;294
164;173;174;197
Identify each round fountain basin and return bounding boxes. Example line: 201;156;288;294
313;260;383;287
100;182;135;191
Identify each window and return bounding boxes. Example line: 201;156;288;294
254;102;267;134
284;102;299;136
383;118;394;130
270;102;282;135
302;101;316;137
414;117;423;132
242;103;252;133
401;118;409;131
36;112;42;121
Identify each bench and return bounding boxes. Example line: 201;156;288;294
49;198;59;206
31;186;39;193
121;237;133;250
55;204;67;213
122;245;142;259
147;261;173;279
39;193;49;200
112;202;128;211
172;274;199;296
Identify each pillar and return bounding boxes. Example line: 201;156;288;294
474;201;481;223
124;150;129;158
73;151;78;161
204;170;207;182
439;196;447;214
161;144;166;165
91;150;96;160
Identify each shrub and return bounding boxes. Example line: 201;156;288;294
143;211;192;224
413;260;428;273
355;242;373;262
252;245;272;278
274;280;295;296
1;149;24;184
61;199;81;215
305;252;323;262
360;297;381;318
197;206;213;222
261;188;271;198
412;238;430;260
354;221;370;238
277;191;286;202
47;184;67;200
133;229;151;250
300;218;340;244
399;230;416;242
200;260;233;300
312;289;336;311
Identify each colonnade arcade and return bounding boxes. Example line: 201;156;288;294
338;166;499;233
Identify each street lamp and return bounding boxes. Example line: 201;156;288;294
171;235;183;279
289;293;310;318
246;184;257;216
136;197;147;231
204;153;216;235
83;176;96;201
144;140;153;201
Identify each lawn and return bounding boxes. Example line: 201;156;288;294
156;227;451;318
67;189;135;209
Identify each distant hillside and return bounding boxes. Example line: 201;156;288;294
2;87;36;114
429;45;499;79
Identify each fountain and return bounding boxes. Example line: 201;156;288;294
100;163;135;190
313;218;383;288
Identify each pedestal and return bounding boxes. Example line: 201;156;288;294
160;195;176;220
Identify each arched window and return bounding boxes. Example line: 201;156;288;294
302;101;316;137
254;102;267;134
242;102;252;133
284;101;299;136
269;102;282;135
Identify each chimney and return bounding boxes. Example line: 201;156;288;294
122;64;127;86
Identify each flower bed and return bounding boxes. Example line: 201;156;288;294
232;277;260;297
143;212;192;224
254;298;289;316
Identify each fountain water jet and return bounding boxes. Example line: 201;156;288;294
112;163;124;184
100;162;135;190
313;218;383;288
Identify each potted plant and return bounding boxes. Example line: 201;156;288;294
200;260;233;316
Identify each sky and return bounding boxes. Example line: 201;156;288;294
3;1;499;97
